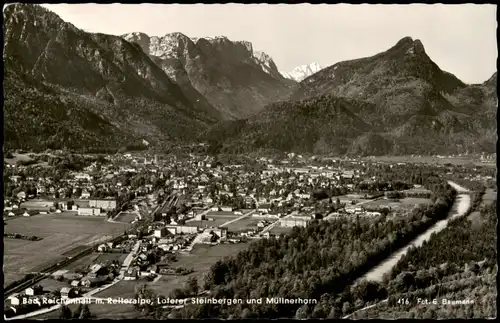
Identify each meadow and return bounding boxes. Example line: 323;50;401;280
224;216;277;232
114;212;138;223
94;242;251;300
363;155;495;167
3;213;130;287
361;197;431;211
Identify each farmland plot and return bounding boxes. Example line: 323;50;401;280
3;213;129;287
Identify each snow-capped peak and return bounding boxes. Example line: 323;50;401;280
252;50;280;77
280;62;324;82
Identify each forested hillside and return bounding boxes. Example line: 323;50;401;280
4;4;217;151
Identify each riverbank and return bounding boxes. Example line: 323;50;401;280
359;181;471;282
361;192;471;282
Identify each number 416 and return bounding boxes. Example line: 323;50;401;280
397;298;409;305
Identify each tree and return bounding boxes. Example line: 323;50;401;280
187;276;199;296
60;305;72;319
295;304;309;319
73;304;83;319
80;304;91;319
342;301;352;315
327;306;340;319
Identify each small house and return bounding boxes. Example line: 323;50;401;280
8;295;20;306
25;285;43;296
97;244;109;252
60;287;76;299
23;210;39;217
81;276;107;288
124;268;138;281
258;204;271;214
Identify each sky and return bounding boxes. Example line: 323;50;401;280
39;3;497;84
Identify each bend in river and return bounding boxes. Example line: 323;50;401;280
360;181;471;282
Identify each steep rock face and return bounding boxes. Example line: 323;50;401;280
4;4;218;151
209;37;496;155
281;62;324;82
123;32;296;119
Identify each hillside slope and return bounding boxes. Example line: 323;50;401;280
3;4;219;151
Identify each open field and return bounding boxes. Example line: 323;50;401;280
114;212;138;223
4;153;33;165
269;226;294;235
37;277;71;293
363;155;496;168
62;245;90;258
225;216;277;233
194;214;240;227
468;188;497;224
20;200;54;209
400;197;433;205
3;213;129;287
62;253;100;272
95;242;250;300
482;188;496;205
361;197;431;211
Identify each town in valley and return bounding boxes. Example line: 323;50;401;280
3;148;496;319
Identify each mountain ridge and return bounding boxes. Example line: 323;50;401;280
207;36;496;156
3;6;495;155
122;31;296;119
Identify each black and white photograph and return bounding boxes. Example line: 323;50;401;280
2;2;497;320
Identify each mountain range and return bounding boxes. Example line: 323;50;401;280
280;62;324;82
121;32;295;119
207;37;497;155
3;4;497;155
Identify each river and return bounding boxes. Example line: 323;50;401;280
360;181;471;282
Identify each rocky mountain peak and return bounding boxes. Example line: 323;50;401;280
281;62;324;82
389;36;427;58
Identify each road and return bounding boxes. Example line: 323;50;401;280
261;213;294;234
356;197;384;205
119;240;141;278
220;209;255;227
447;181;470;193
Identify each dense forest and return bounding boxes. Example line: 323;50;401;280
128;170;461;319
352;198;497;319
